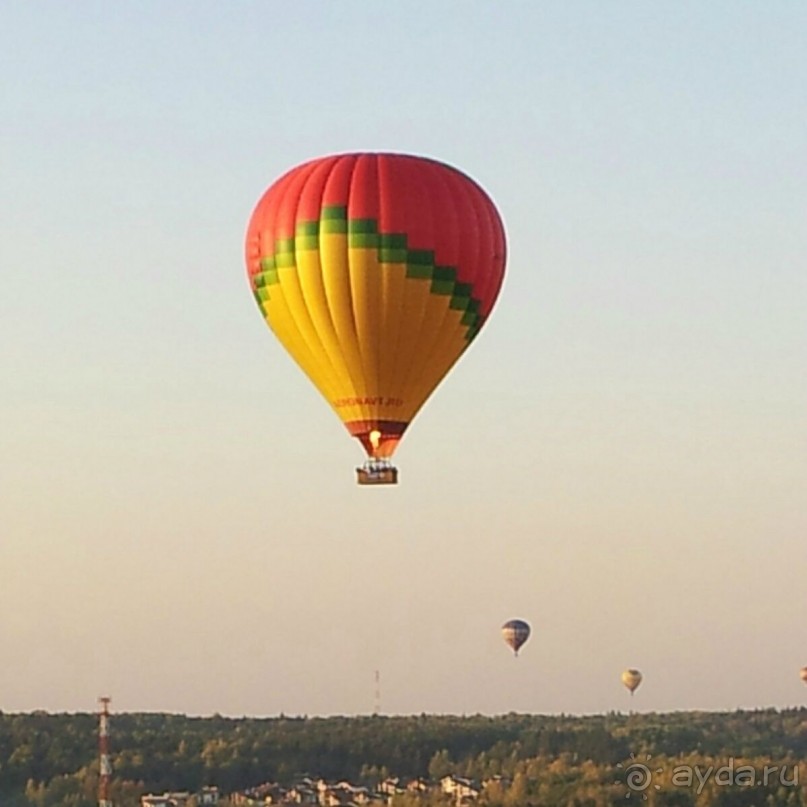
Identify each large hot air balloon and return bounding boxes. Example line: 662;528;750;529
245;153;506;484
502;619;531;656
621;669;643;696
800;667;807;685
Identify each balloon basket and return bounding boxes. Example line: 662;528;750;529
356;460;398;486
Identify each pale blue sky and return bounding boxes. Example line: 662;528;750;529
1;2;805;718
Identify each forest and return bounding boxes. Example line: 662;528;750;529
2;708;807;806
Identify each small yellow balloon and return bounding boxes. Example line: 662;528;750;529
621;668;643;695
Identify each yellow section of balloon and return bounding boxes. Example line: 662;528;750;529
258;237;472;430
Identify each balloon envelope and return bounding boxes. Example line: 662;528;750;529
800;667;807;684
502;619;531;655
245;153;506;465
621;668;643;693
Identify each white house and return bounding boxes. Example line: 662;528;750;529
199;786;220;805
141;794;191;807
440;776;480;803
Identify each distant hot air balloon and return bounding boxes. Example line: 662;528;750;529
502;619;531;656
621;669;643;696
245;153;506;485
800;667;807;685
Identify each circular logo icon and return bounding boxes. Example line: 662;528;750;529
615;754;663;800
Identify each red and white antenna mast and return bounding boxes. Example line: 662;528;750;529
98;696;112;807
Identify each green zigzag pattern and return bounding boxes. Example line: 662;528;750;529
252;205;483;341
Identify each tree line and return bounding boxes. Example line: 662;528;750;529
2;708;807;806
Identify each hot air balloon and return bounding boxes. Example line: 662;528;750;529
245;153;506;484
502;619;530;656
800;667;807;685
622;669;642;696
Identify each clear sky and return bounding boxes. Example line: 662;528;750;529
1;1;805;718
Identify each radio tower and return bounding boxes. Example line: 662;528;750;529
373;670;381;715
98;696;112;807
